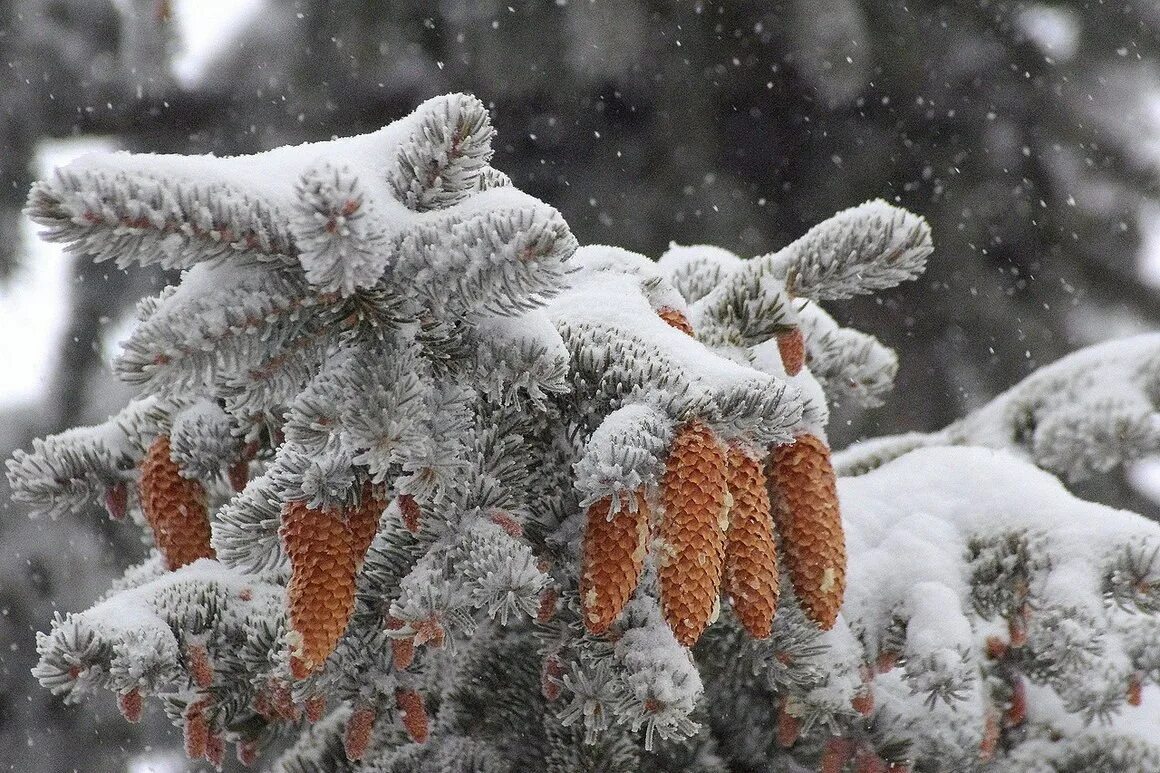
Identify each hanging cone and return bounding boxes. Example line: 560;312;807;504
348;483;387;560
304;694;327;723
281;500;362;678
117;687;142;723
776;328;805;375
395;688;429;744
768;433;846;629
657;306;695;336
183;699;210;760
820;738;853;773
580;493;649;634
204;733;225;770
186;642;213;688
537;587;559;623
723;445;779;638
105;481;128;520
344;705;376;761
398;494;422;534
659;421;729;646
139;435;215;570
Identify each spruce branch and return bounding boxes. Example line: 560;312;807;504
762;199;933;301
388;92;496;212
17;94;1160;770
834;333;1160;480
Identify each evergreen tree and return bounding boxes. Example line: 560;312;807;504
11;94;1160;772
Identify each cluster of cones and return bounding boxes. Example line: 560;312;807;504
135;438;431;762
580;311;845;646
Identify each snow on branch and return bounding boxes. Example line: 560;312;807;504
835;334;1160;480
388;92;496;211
838;446;1160;768
762;199;932;300
26;163;297;269
16;92;1160;770
6;397;168;517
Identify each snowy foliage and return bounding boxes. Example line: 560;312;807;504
10;94;1160;772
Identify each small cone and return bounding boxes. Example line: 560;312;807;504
979;708;1000;762
536;587;559;623
489;510;524;537
776;328;805;375
398;494;422;534
820;738;853;773
344;706;376;761
139;435;215;569
1005;677;1027;728
117;688;142;723
852;664;875;716
580;493;649;634
723;446;779;638
305;695;327;723
105;481;128;520
1129;673;1144;707
395;688;429;743
775;697;800;748
541;654;565;701
657;307;695;336
392;636;416;670
348;483;387;560
659;421;729;646
183;700;210;760
281;500;362;677
205;733;225;770
228;460;250;492
768;433;846;629
255;679;299;722
186;642;213;688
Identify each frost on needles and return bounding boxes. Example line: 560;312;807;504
10;94;1160;772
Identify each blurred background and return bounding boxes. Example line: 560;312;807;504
1;1;1159;769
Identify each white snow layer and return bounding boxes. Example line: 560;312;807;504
840;445;1160;735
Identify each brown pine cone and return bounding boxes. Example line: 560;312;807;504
776;328;805;376
186;642;213;688
183;698;210;760
395;688;429;744
305;694;327;723
348;483;387;561
724;445;779;638
659;421;729;646
768;433;846;629
398;493;422;534
117;688;142;723
344;705;376;761
281;500;362;678
139;435;215;570
657;306;695;336
580;493;649;634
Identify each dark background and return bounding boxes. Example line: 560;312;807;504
1;1;1158;769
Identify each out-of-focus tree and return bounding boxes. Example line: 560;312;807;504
1;1;1159;769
